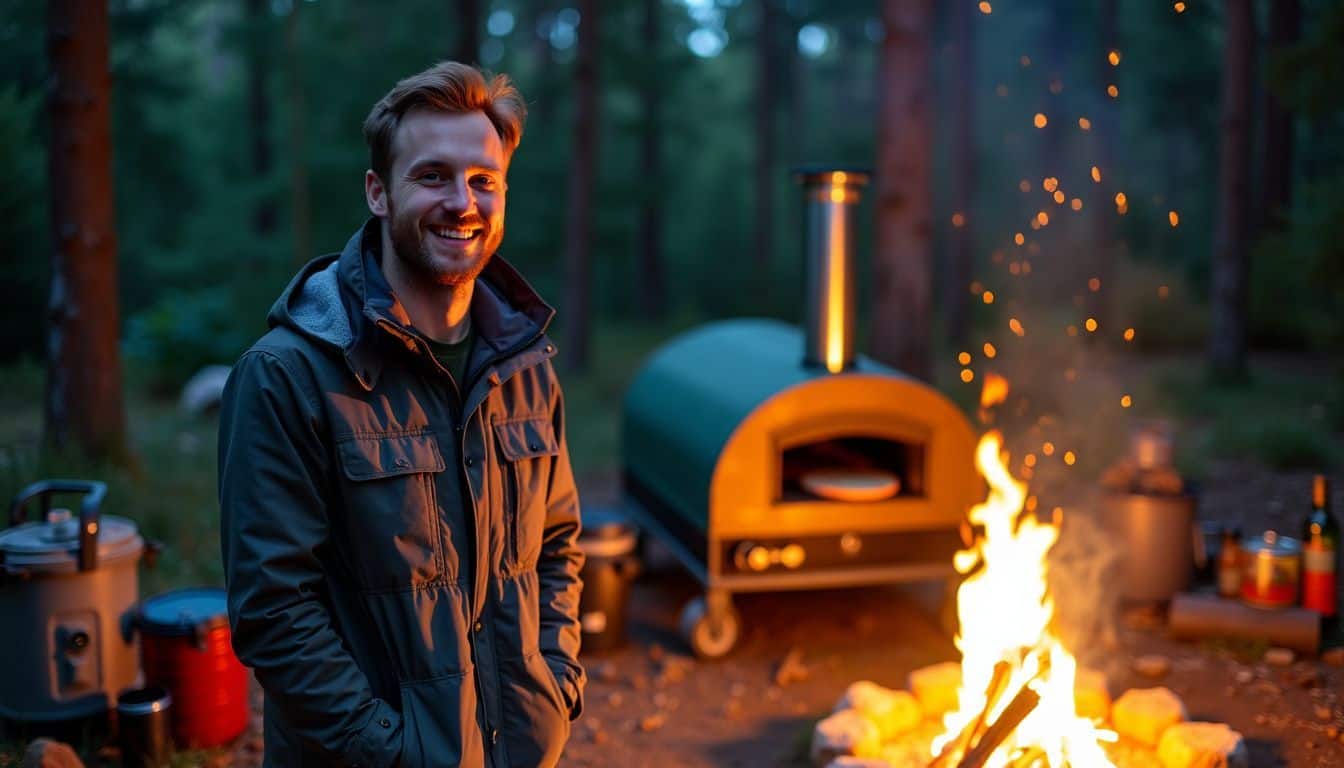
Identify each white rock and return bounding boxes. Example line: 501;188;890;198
1074;667;1111;722
811;709;882;767
1262;647;1294;667
834;681;923;739
1112;687;1188;747
179;364;233;415
907;661;961;716
1156;722;1248;768
824;758;891;768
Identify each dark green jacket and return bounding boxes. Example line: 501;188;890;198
219;220;585;767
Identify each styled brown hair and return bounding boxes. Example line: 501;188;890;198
363;61;526;181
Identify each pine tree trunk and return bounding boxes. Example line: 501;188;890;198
246;0;276;236
872;0;934;380
1257;0;1299;234
456;0;481;64
637;0;666;320
1209;0;1254;378
754;0;779;270
943;0;976;346
285;4;312;268
44;0;127;460
562;0;599;372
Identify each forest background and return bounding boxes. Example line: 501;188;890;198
1;0;1343;591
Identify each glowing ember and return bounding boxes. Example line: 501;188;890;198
1091;166;1102;183
934;429;1116;766
1077;117;1091;131
1168;210;1180;227
983;342;997;358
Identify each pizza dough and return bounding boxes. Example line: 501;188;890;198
801;470;901;502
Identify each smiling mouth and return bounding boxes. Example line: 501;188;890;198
430;225;481;241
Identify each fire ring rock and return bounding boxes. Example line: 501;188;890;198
810;709;882;766
1112;686;1188;747
834;681;922;740
906;661;961;717
1156;722;1248;768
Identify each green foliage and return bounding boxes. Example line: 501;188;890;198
1151;359;1341;471
1208;417;1336;470
1249;179;1344;351
123;290;259;395
0;83;49;362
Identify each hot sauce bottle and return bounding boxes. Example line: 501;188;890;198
1301;474;1339;626
1216;526;1242;599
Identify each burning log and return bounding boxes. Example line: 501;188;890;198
1004;747;1046;768
954;679;1042;768
927;660;1012;767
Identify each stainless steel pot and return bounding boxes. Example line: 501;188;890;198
0;480;144;722
1101;491;1198;603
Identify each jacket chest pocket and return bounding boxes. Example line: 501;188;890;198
494;417;559;570
336;431;446;589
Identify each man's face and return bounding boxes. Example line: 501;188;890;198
366;108;508;286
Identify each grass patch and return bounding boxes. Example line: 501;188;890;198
1146;358;1341;472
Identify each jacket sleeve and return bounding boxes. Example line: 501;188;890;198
218;350;402;766
537;369;586;720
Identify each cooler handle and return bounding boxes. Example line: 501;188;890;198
8;479;108;572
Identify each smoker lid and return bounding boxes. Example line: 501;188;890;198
0;512;142;571
136;587;229;637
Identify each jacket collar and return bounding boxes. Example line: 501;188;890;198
340;218;557;391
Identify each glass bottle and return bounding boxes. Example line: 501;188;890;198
1216;526;1242;599
1302;475;1339;625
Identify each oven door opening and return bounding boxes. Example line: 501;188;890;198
779;435;926;503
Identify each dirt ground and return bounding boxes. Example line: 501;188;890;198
206;462;1344;768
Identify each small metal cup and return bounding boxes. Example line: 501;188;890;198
117;686;173;767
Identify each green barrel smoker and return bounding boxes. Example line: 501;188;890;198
620;170;981;657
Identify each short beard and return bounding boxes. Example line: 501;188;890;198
386;198;499;287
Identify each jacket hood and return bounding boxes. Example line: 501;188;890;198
267;218;557;390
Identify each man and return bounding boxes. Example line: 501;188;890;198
219;62;585;768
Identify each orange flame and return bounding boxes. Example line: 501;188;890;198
934;429;1117;765
980;373;1010;409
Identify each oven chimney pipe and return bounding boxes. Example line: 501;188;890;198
795;168;869;374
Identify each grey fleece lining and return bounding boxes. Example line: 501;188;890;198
289;259;354;350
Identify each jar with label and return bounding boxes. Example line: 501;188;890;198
1240;530;1302;609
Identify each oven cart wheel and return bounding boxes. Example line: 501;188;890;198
679;592;740;659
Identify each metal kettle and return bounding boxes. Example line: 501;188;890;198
0;480;146;724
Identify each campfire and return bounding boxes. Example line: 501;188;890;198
925;429;1116;767
810;376;1248;768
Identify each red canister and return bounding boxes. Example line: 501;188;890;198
135;588;249;748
